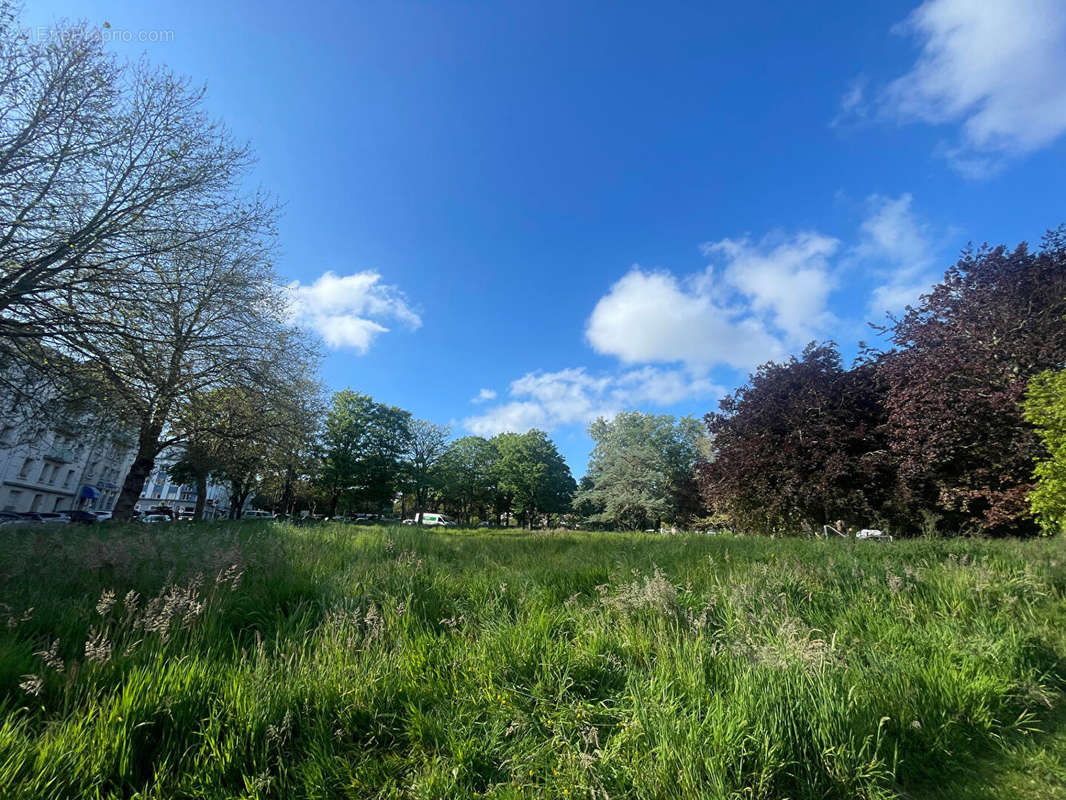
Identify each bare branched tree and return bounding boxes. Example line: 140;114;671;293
0;6;270;386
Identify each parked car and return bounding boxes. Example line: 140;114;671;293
141;514;172;524
0;511;29;526
242;510;274;520
92;511;113;521
66;510;98;524
18;512;70;524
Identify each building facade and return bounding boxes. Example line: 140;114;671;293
134;457;238;518
0;418;135;514
0;401;240;518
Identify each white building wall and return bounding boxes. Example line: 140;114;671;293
1;393;246;519
134;455;240;518
0;418;135;514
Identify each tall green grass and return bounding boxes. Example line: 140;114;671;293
1;523;1064;799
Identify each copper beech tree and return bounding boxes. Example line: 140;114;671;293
700;343;889;536
700;228;1066;537
876;229;1066;535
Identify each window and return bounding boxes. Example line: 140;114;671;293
53;497;63;511
0;425;13;444
64;469;75;488
30;494;42;511
38;463;53;483
4;489;22;512
18;458;33;478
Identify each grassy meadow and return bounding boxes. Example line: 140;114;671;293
1;523;1065;799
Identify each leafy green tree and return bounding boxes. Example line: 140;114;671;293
403;420;449;519
492;430;575;528
167;439;215;520
435;436;499;523
1024;370;1066;534
254;378;325;517
170;378;317;518
577;412;704;531
319;390;412;517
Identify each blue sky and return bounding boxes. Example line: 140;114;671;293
22;0;1066;474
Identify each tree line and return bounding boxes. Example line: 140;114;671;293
188;387;577;527
192;386;712;531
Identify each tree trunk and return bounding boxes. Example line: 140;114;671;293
229;479;246;519
194;472;208;520
113;423;163;520
280;464;295;517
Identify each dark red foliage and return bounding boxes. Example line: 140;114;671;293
700;343;891;535
875;229;1066;535
699;228;1066;537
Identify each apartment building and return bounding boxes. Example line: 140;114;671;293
0;384;242;518
134;457;237;518
0;420;135;514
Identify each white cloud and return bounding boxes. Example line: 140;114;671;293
704;232;840;341
467;193;947;439
586;196;948;370
881;0;1066;172
586;231;839;371
287;270;421;352
852;194;940;315
472;388;497;403
585;269;785;370
464;366;721;436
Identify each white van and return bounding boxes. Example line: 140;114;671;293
415;512;455;527
242;510;274;520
